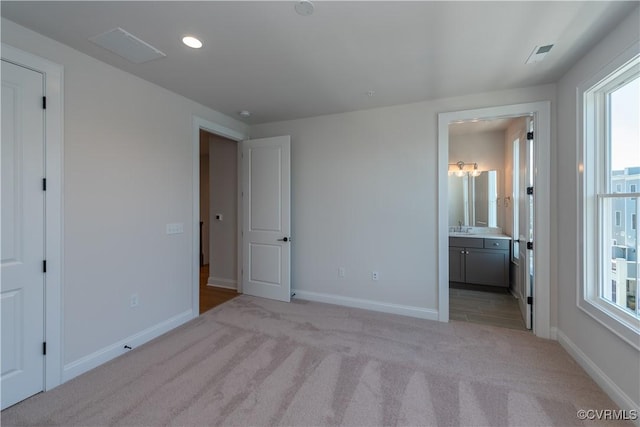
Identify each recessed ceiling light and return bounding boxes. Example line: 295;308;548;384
182;36;203;49
295;0;314;16
239;110;251;118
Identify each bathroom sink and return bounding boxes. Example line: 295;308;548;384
449;231;477;236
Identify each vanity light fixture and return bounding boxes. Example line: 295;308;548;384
470;163;482;177
448;161;482;177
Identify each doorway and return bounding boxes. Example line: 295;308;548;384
191;117;292;314
447;115;532;331
438;102;552;339
199;129;240;314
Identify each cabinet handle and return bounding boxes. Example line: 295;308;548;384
466;251;470;254
460;250;465;254
493;243;500;246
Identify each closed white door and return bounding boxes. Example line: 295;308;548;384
242;136;291;302
1;60;46;409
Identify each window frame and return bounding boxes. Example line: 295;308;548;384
578;44;640;350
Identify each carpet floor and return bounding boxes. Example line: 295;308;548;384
2;296;629;426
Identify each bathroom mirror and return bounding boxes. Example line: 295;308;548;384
448;170;498;227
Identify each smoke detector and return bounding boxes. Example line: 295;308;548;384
295;1;314;16
526;44;554;64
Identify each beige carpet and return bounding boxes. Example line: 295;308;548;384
2;296;630;426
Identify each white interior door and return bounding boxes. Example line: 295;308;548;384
517;119;534;330
1;59;46;409
242;136;291;302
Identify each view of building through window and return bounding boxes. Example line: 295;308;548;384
607;75;639;317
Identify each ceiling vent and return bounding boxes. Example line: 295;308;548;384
526;44;554;64
89;27;166;64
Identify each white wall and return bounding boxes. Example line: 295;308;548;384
1;19;248;372
556;7;640;410
250;84;555;315
449;130;505;173
208;134;238;288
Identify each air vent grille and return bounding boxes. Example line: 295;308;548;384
526;44;554;64
89;27;166;64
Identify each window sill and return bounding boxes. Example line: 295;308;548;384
578;297;640;351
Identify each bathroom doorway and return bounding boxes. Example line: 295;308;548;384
438;102;552;339
447;116;531;330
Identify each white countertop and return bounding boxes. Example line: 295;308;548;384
449;232;512;240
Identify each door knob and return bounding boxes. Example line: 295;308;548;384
278;237;290;242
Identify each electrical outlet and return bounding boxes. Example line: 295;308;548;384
372;271;379;281
130;293;139;308
338;267;346;278
166;223;184;234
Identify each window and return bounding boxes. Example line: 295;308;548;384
580;48;639;348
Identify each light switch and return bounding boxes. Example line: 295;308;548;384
215;214;223;221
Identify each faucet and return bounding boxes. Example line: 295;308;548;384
458;220;463;232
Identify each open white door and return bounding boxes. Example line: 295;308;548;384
516;119;534;330
242;136;291;302
1;60;46;409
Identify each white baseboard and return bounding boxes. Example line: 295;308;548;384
549;326;558;340
556;328;640;425
207;276;237;290
62;309;193;383
294;290;439;321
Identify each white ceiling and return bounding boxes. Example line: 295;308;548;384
1;1;636;124
449;118;519;136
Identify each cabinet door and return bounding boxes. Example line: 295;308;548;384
449;247;465;283
465;249;509;287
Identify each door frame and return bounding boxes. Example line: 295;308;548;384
2;44;64;390
191;116;248;315
437;101;552;339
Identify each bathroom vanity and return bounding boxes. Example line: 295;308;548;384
449;233;511;288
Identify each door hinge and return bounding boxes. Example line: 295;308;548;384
43;178;47;191
42;96;47;110
526;242;533;250
43;260;47;273
43;342;47;355
527;296;533;305
527;131;534;140
526;186;533;195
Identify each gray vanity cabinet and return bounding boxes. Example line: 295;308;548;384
449;237;510;287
